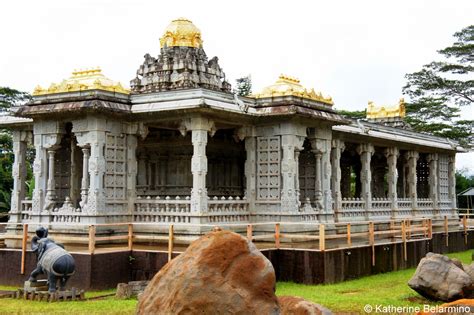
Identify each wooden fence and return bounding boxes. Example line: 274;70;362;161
0;215;472;275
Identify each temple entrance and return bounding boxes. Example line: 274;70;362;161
136;128;245;198
53;122;83;208
298;140;316;203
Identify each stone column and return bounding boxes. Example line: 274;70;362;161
427;153;439;212
9;131;29;223
281;135;299;213
190;128;208;213
85;131;107;215
357;143;374;219
406;151;419;211
385;147;399;216
331;139;345;218
294;149;301;206
126;134;138;214
79;147;90;210
448;155;457;210
244;136;257;210
43;149;57;211
137;152;147;189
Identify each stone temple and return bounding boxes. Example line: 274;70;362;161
0;18;463;237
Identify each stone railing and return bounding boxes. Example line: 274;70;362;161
396;198;413;217
208;196;248;212
134;196;192;223
20;199;33;221
207;196;250;223
417;198;433;209
369;198;392;218
339;198;366;219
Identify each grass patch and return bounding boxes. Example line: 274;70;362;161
276;250;473;313
0;250;471;314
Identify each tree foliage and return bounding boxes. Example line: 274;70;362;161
336;109;367;120
234;75;252;97
0;87;32;217
403;25;474;146
0;87;30;112
456;169;474;209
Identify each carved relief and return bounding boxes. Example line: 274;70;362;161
257;137;280;200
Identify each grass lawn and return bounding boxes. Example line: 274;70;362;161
0;250;471;314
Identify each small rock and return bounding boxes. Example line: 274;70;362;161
279;296;332;315
408;253;472;302
116;283;132;299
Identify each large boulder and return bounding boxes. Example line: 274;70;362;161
137;229;280;314
408;253;472;302
279;296;332;315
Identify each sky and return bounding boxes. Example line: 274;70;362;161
0;0;473;171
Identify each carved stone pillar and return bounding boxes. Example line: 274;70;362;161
406;150;419;210
244;136;257;210
357;143;374;219
191;128;208;212
385;147;399;216
137;152;147;188
126;134;138;214
43;149;57;211
79;147;90;210
427;153;439;211
331;139;345;216
448;155;456;210
280;135;300;213
294;149;301;206
85;132;107;215
9;131;29;223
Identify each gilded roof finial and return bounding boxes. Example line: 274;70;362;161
253;75;334;105
366;98;406;119
32;67;130;96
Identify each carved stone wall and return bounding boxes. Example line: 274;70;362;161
105;133;127;211
257;136;280;200
438;154;450;201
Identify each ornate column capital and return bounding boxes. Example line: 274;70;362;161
331;139;345;151
427;153;439;162
356;143;374;156
384;147;399;159
406;150;419;160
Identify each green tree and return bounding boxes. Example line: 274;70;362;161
456;169;474;209
234;75;252;97
403;25;474;147
337;109;366;120
0;87;32;219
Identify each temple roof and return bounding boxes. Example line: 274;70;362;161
33;68;130;96
160;18;203;49
253;75;334;105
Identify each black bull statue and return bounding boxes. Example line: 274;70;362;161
28;227;75;292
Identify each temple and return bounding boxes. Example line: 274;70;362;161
0;18;464;237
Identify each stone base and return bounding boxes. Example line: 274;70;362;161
24;279;49;292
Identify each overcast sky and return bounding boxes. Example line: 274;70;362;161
1;0;472;171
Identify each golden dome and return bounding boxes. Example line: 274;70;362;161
254;75;334;105
33;68;129;96
159;18;203;49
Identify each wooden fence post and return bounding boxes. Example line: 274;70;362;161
247;224;253;242
168;224;174;262
401;220;407;262
444;216;449;247
128;223;133;250
347;223;352;247
21;223;28;275
406;219;411;239
88;225;96;255
463;215;468;245
275;223;280;249
369;222;375;266
319;224;325;251
428;219;433;239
